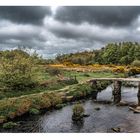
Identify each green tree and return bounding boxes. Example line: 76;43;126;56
0;49;40;91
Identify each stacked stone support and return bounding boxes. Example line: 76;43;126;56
91;80;98;100
137;82;140;106
113;81;122;104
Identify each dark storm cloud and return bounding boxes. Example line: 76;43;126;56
0;6;51;25
1;6;140;58
0;21;48;51
55;6;140;26
46;18;130;42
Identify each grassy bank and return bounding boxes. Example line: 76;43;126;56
0;92;62;123
0;80;112;124
0;69;124;99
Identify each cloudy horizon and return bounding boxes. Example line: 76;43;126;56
0;6;140;58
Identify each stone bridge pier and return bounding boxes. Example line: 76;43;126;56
90;80;98;100
138;82;140;106
113;81;122;104
89;78;140;106
113;81;140;105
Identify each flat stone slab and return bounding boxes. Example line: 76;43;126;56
129;106;140;113
88;78;140;82
117;101;129;106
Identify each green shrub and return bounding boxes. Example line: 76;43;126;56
55;104;66;109
0;49;40;91
59;78;78;85
30;94;51;109
46;93;62;107
29;108;40;115
67;83;97;98
46;67;61;76
3;121;17;129
131;60;140;67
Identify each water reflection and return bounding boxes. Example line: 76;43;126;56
71;120;84;132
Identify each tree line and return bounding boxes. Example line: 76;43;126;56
56;42;140;66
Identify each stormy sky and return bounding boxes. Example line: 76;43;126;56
0;6;140;58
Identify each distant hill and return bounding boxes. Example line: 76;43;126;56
56;42;140;65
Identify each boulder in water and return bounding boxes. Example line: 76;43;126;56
129;106;140;113
117;101;129;106
94;107;101;111
83;114;90;117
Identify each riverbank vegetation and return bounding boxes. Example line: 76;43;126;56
0;80;113;124
0;42;140;125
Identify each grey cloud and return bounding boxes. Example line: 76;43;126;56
39;38;103;59
1;6;140;59
46;19;130;42
0;6;51;25
55;6;140;27
0;23;48;51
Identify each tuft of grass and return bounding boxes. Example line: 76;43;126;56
72;104;84;121
55;104;66;109
3;121;17;129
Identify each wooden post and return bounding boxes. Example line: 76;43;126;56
137;82;140;106
91;80;98;100
113;80;122;104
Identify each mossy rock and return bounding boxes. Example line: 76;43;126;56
66;96;73;101
3;122;17;129
111;127;121;132
94;107;101;111
29;108;40;115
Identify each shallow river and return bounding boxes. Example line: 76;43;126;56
1;75;140;133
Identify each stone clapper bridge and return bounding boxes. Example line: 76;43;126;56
87;78;140;106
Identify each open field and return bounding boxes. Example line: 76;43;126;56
0;65;126;99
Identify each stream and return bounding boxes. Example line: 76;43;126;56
1;75;140;133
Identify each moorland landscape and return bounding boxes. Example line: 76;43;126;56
0;6;140;133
